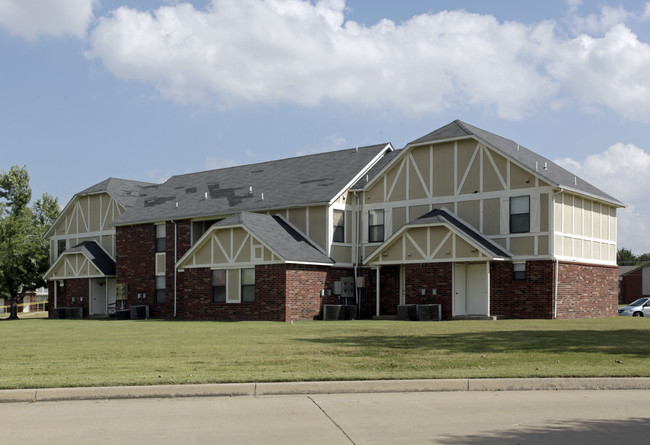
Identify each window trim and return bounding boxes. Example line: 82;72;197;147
368;209;385;243
513;262;526;281
240;268;255;303
212;269;227;303
510;195;530;234
155;224;166;253
332;209;345;243
155;275;166;303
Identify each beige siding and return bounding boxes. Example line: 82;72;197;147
309;206;327;249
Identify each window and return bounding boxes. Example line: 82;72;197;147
241;268;255;303
191;219;220;245
156;224;166;252
368;209;384;243
212;270;226;303
57;240;66;257
333;210;345;243
510;196;530;233
513;263;526;281
155;276;166;303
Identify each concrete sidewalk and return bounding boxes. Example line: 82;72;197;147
2;377;649;403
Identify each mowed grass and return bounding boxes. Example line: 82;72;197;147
1;317;649;389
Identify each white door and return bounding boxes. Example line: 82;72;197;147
467;263;488;315
454;263;488;316
90;279;107;315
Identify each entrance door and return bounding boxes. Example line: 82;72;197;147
467;263;488;314
90;279;107;315
454;263;488;316
454;264;467;315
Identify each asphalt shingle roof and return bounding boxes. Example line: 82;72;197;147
78;178;155;209
112;144;390;226
408;120;624;206
66;241;116;276
407;208;511;259
214;212;334;264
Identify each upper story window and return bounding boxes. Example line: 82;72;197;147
57;240;67;257
510;196;530;233
192;219;220;245
156;224;166;252
368;209;384;243
333;210;345;243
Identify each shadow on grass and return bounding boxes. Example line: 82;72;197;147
436;417;650;444
295;329;650;358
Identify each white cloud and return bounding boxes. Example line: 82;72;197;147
567;5;631;34
642;3;650;21
87;0;557;119
0;0;96;39
556;142;650;253
84;0;650;124
547;25;650;123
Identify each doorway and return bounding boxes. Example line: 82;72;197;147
454;263;488;316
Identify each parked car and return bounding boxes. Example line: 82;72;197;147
618;297;650;317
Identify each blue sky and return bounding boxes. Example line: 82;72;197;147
2;0;650;253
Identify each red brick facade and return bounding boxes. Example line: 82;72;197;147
555;262;618;319
47;278;89;317
48;219;619;321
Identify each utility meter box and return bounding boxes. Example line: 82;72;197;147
341;277;354;298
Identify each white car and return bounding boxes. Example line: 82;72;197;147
618;297;650;317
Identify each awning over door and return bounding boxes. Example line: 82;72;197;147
44;241;116;280
364;208;511;266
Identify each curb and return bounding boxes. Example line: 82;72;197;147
1;378;649;403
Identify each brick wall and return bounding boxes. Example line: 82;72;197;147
179;264;287;321
404;263;453;320
490;261;555;319
47;278;89;317
556;262;618;319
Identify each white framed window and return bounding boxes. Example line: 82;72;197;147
156;224;166;252
241;268;255;303
513;262;526;281
155;276;166;303
212;270;226;303
333;209;345;243
368;209;384;243
510;196;530;233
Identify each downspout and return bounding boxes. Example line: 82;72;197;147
354;191;361;314
552;188;563;320
172;220;178;318
554;258;559;319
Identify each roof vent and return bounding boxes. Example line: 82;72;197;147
535;161;538;172
204;192;208;200
261;193;264;201
544;162;548;170
517;144;520;151
574;176;577;186
249;186;253;195
175;202;178;208
356;146;358;152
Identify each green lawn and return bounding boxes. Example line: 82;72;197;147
0;317;649;389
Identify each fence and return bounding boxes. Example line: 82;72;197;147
0;301;49;314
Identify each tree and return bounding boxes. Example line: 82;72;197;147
0;165;59;320
617;248;638;266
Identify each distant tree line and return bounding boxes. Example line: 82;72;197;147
617;248;650;267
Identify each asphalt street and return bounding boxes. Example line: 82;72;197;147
2;389;649;444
